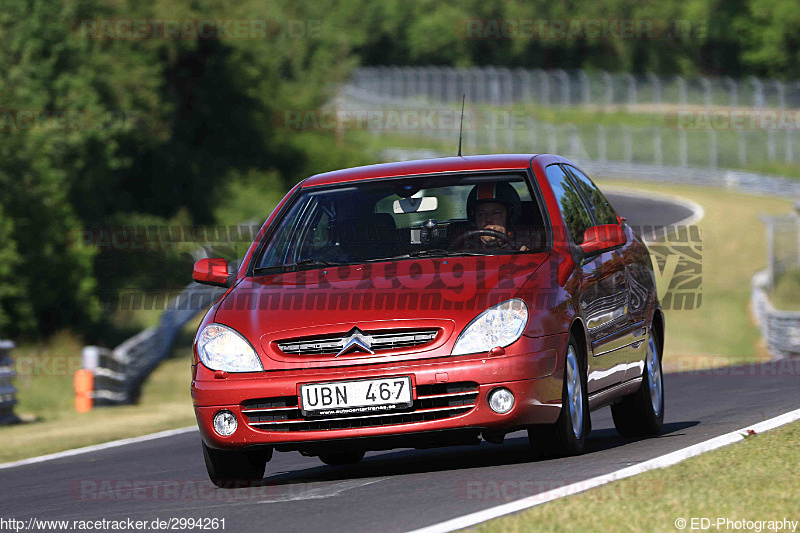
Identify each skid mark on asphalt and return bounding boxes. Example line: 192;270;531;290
258;478;386;503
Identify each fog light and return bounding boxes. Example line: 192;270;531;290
213;410;237;436
488;388;515;414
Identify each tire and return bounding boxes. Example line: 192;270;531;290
528;334;590;457
202;442;271;488
611;327;665;437
319;450;365;466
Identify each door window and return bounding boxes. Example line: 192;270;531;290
564;165;618;226
544;164;594;245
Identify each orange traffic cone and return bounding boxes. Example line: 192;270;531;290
74;369;94;412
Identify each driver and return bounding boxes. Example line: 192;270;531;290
463;181;528;251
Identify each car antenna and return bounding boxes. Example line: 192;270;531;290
457;94;465;157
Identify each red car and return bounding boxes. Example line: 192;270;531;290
191;154;665;487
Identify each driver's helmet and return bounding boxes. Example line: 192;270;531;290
466;181;522;226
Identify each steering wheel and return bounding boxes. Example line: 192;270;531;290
448;229;510;250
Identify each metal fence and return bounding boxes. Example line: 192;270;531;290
337;83;800;171
350;66;800;110
0;340;18;424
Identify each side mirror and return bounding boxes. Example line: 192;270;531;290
580;224;626;255
193;258;234;288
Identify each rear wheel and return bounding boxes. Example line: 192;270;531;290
202;442;271;488
529;334;589;457
611;327;664;437
319;450;365;466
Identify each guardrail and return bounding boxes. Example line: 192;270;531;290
78;217;259;409
80;284;226;407
751;270;800;358
0;340;18;424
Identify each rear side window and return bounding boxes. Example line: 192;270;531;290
565;165;618;225
545;164;594;244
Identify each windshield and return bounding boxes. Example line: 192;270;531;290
254;172;549;272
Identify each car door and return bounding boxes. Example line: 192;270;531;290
564;164;647;382
544;164;629;393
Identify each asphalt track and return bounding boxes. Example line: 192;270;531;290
3;192;796;533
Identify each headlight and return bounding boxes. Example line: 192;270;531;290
452;299;528;356
197;324;263;372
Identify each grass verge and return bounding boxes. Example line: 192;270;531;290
2;328;197;464
470;420;800;533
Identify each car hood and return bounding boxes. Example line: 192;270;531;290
214;253;549;370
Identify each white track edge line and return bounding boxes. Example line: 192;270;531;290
408;407;800;533
0;426;197;470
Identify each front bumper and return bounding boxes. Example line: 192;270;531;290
193;333;567;450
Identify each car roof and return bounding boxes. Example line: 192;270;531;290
302;154;538;188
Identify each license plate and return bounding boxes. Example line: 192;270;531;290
299;376;413;416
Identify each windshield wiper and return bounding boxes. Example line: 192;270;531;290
286;258;341;267
384;249;491;260
253;258;341;275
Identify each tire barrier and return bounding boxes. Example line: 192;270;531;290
0;340;18;425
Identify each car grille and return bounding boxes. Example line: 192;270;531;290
275;328;439;356
241;381;479;432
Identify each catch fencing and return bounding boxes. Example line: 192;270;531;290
337;82;800;172
0;340;17;424
350;66;800;111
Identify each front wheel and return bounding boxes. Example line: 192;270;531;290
202;442;271;488
529;334;590;457
611;328;665;437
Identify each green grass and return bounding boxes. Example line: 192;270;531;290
470;420;800;533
